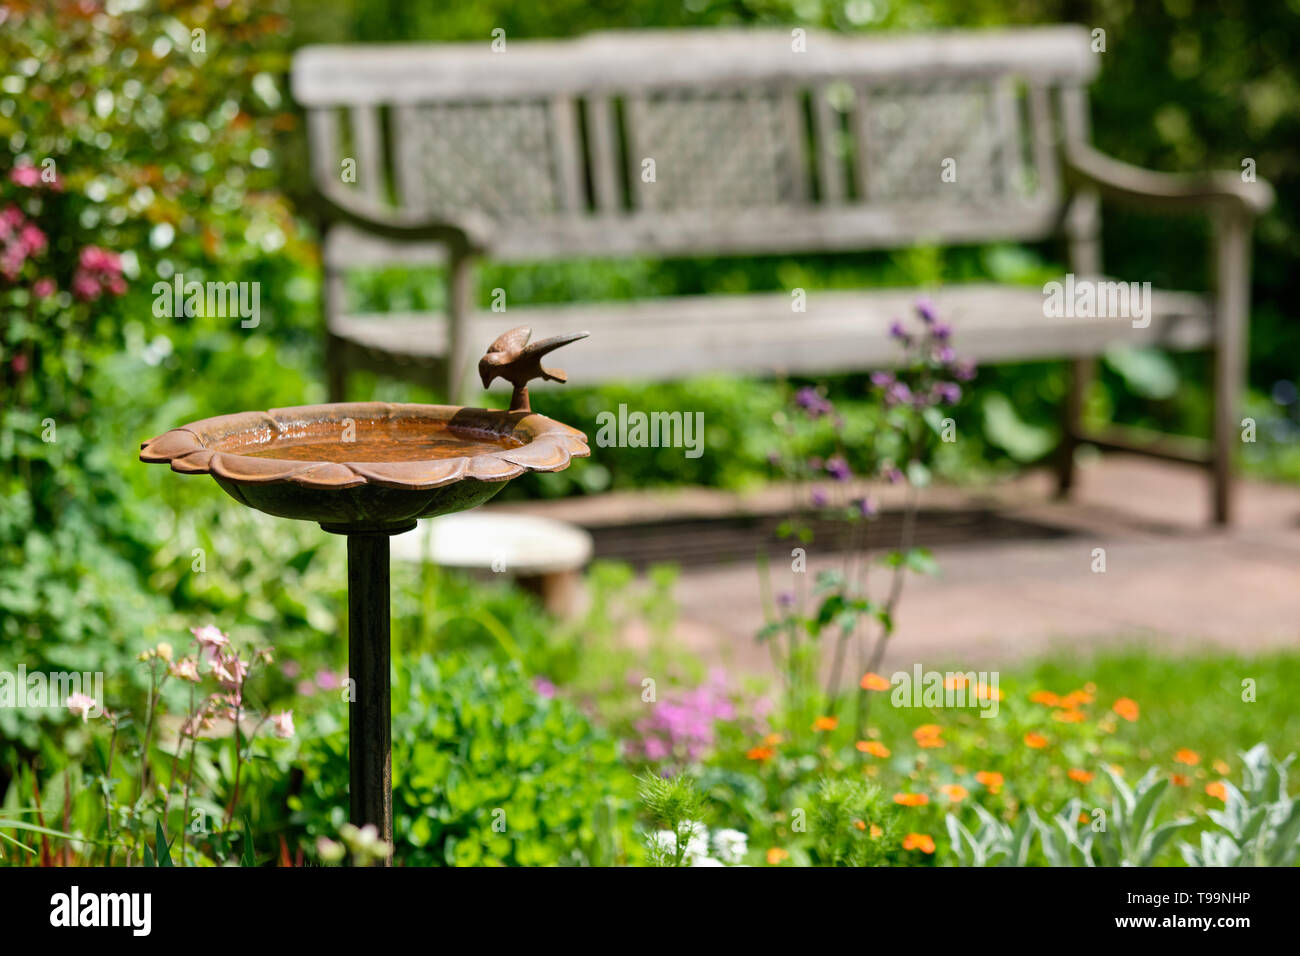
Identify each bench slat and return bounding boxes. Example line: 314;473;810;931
330;284;1213;385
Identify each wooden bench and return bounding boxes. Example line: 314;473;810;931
291;26;1273;524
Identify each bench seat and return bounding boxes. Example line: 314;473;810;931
331;282;1213;386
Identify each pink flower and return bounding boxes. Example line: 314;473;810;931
315;670;341;691
18;224;46;255
191;624;229;651
212;653;248;690
32;277;55;299
67;692;98;721
271;710;295;738
9;164;40;188
169;658;201;682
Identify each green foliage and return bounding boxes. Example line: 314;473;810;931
638;771;707;867
809;778;899;867
1091;767;1191;867
1182;744;1300;867
290;654;635;866
946;804;1036;867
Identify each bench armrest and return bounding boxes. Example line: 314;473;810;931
316;182;494;255
1063;144;1274;218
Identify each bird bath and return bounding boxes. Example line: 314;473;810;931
139;328;588;865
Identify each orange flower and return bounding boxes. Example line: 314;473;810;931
869;824;883;838
1212;759;1231;776
856;740;891;758
746;746;774;762
1024;732;1049;749
902;833;936;854
975;771;1004;792
1068;768;1094;783
1174;748;1200;766
943;675;970;690
853;819;867;831
939;784;969;802
812;716;839;732
1078;812;1091;825
1030;690;1060;706
917;735;946;749
913;724;943;739
766;847;789;864
763;732;783;746
893;792;929;807
1112;698;1139;722
1059;690;1094;708
1052;709;1086;723
1205;781;1228;801
1171;773;1190;787
860;672;891;691
975;683;1004;701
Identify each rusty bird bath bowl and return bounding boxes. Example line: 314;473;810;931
139;328;588;864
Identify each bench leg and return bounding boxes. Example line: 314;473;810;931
1057;357;1093;497
1210;210;1252;526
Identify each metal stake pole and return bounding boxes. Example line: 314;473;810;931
346;532;393;866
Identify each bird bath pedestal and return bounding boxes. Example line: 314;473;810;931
140;329;588;865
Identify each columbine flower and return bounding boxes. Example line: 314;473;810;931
271;710;295;739
191;625;229;652
212;653;248;690
67;692;97;722
169;658;201;682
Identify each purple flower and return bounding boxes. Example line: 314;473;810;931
884;381;913;407
888;319;911;344
826;456;851;482
794;386;833;418
934;345;955;364
811;486;828;507
777;591;795;611
933;382;962;405
882;464;904;485
870;370;895;389
931;321;952;341
953;359;978;382
915;297;937;324
855;496;878;518
533;676;557;699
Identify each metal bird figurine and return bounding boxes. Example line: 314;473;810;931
478;327;589;413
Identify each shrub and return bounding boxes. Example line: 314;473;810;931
290;653;636;866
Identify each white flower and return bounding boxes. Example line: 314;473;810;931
650;822;710;864
692;856;725;866
713;828;749;865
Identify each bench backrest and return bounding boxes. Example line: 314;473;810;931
292;27;1098;263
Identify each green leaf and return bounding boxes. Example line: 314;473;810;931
154;820;173;867
981;393;1056;462
242;817;255;868
1103;346;1179;400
